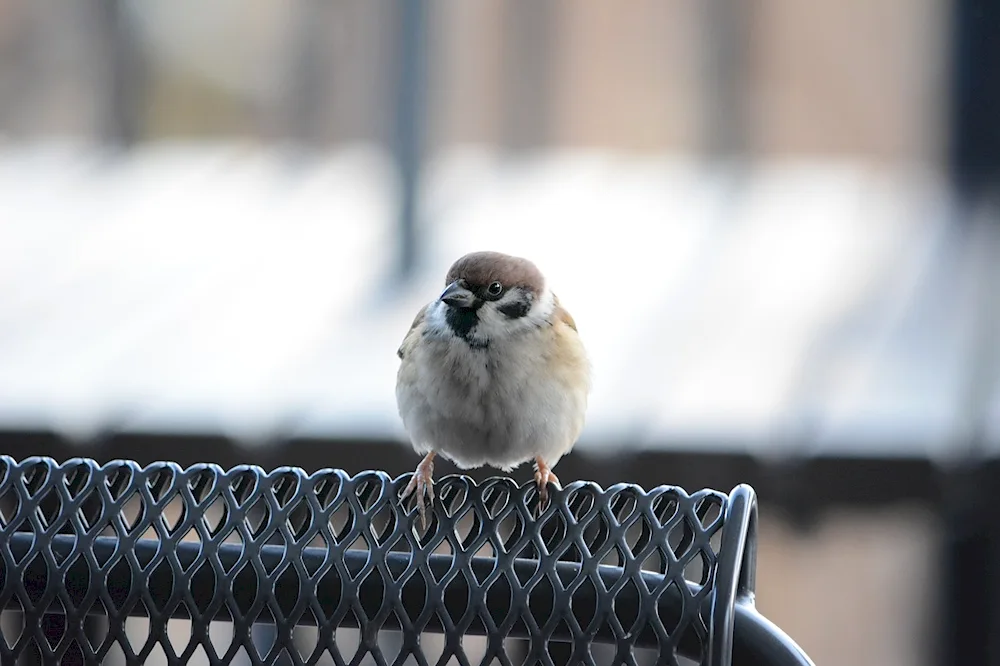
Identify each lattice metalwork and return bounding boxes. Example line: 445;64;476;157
0;455;782;665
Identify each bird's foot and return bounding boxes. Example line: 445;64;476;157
533;457;561;516
401;452;436;528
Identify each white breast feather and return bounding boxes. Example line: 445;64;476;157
396;288;589;471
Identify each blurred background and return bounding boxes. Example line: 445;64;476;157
1;0;999;664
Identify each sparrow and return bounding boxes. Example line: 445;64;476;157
395;251;591;526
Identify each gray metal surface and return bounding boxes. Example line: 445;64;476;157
0;455;812;665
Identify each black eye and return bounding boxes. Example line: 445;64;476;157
486;281;504;297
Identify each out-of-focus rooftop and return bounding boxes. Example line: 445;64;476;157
1;141;995;463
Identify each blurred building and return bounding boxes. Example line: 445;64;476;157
0;0;946;164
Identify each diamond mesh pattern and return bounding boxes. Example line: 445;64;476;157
0;456;730;665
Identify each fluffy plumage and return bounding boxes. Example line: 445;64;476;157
395;251;590;525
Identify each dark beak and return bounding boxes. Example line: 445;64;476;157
439;281;477;308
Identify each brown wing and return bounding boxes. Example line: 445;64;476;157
552;295;578;332
397;304;429;359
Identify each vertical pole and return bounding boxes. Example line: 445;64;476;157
285;0;330;149
392;0;428;281
95;0;143;148
700;0;748;161
947;0;1000;200
941;0;1000;664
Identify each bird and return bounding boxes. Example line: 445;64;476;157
395;251;591;527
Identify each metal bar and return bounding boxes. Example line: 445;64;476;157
942;0;1000;659
732;608;816;666
4;532;815;665
709;483;762;666
2;536;814;666
284;0;331;147
947;0;1000;198
392;0;428;280
93;0;144;147
8;533;700;654
700;0;749;159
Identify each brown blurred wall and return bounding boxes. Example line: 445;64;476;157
758;507;939;666
0;0;947;166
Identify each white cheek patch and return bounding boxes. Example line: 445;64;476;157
524;287;556;326
425;301;449;332
472;288;555;342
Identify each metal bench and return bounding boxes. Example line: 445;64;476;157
0;456;814;665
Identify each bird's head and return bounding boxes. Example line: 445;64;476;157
433;251;553;345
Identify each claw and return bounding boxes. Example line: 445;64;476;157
533;457;561;516
401;452;436;528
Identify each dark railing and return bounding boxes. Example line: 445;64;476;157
0;456;813;665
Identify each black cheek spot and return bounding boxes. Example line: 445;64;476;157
498;300;530;319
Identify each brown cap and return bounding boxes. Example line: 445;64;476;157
445;251;545;294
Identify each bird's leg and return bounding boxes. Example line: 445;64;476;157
533;456;561;515
401;452;436;528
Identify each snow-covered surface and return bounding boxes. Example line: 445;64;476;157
0;141;995;459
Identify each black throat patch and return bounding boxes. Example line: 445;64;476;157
444;305;482;344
